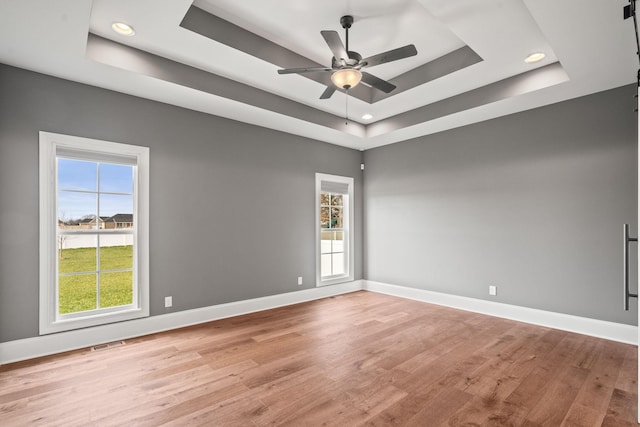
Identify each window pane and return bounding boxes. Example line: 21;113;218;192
99;163;133;194
331;207;343;229
321;254;332;277
321;231;333;254
320;193;330;206
58;191;97;229
59;273;97;314
100;194;134;228
331;194;343;206
58;235;97;274
100;271;133;308
57;158;97;191
100;240;133;271
320;206;330;229
332;231;344;253
332;253;345;276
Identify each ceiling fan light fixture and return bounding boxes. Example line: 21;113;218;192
112;22;135;36
331;68;362;90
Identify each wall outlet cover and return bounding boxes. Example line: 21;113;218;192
165;296;173;308
297;276;303;286
489;286;497;296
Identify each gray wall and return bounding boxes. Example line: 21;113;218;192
364;85;638;325
0;62;637;343
0;64;363;343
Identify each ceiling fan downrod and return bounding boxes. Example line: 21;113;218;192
340;15;353;53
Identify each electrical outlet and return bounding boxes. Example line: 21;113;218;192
164;296;173;308
489;286;497;296
297;276;303;286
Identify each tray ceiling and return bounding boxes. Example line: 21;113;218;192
0;0;636;150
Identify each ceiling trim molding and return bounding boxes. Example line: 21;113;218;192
367;62;569;138
371;46;482;103
85;33;569;143
85;33;366;138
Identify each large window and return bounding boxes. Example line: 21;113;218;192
39;132;149;334
316;173;354;286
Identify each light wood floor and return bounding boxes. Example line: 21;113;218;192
0;291;637;426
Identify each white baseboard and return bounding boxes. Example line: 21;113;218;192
0;281;362;365
2;279;635;365
363;280;637;345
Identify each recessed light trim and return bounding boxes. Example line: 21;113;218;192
112;22;135;36
362;114;373;120
525;52;545;63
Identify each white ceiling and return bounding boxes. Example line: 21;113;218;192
0;0;636;150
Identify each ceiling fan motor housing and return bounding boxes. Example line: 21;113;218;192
332;51;362;68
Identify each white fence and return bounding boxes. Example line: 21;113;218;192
59;234;133;249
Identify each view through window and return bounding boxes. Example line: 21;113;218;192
320;191;345;278
57;159;135;315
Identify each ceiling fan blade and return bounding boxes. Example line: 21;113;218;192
361;72;396;93
278;67;333;75
361;44;418;68
321;30;349;62
320;86;336;99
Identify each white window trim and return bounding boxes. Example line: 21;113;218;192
39;131;150;335
315;173;354;287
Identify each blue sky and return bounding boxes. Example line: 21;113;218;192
58;159;134;220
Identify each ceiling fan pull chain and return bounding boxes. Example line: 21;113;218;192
345;89;349;125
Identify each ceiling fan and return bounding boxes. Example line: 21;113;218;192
277;15;418;99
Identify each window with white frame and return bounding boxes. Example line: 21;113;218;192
39;132;149;334
316;173;354;286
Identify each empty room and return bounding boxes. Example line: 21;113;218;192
1;0;639;425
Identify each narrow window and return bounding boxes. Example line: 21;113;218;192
316;173;354;286
39;132;149;334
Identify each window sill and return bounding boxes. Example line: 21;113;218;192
317;275;354;287
40;307;148;335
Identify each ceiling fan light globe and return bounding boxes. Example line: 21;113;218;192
331;69;362;90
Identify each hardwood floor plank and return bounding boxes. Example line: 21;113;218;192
602;387;638;426
503;332;581;411
616;345;639;395
0;291;636;426
447;395;528;427
404;387;473;426
523;365;589;425
560;341;627;426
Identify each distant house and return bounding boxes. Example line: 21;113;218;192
58;219;79;229
91;216;109;229
104;213;133;229
58;215;132;230
58;216;104;229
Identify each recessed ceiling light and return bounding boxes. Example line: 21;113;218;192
362;114;373;120
525;52;545;63
112;22;135;36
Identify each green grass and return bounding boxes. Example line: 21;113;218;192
58;246;133;314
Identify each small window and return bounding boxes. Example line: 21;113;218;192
316;173;354;286
39;132;149;334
